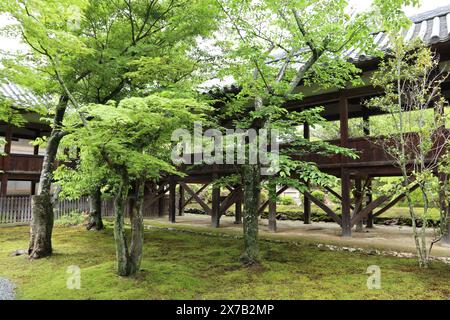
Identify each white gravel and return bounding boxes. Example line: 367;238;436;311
0;277;15;300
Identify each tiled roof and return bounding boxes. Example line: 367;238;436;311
0;82;52;108
205;5;450;93
348;5;450;62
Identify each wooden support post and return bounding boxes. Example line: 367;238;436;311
33;130;40;155
1;125;12;196
354;178;363;232
4;125;12;155
363;112;370;136
439;174;450;245
303;122;311;224
211;183;220;228
341;169;352;237
435;101;449;245
268;185;277;232
0;175;7;196
168;180;176;223
366;179;374;228
178;184;184;216
235;197;242;224
339;96;349;147
362;112;373;228
340;95;351;237
303;183;311;224
443;208;450;246
158;192;165;217
31;181;37;195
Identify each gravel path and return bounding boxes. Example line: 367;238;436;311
0;277;15;300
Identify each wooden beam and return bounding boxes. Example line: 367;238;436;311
219;187;243;215
258;185;289;214
372;184;420;218
351;195;390;226
284;85;382;109
182;183;210;209
180;182;212;215
146;186;169;207
323;186;355;211
351;177;372;219
303;191;342;225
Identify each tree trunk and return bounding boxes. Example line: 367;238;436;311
240;164;261;265
28;95;68;259
113;176;145;276
443;219;450;245
438;175;450;245
28;194;54;259
128;181;145;275
87;187;103;231
268;184;277;232
114;179;130;276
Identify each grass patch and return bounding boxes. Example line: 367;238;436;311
0;223;449;300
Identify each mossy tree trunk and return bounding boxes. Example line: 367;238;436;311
240;164;261;265
28;194;54;259
29;95;68;259
87;187;103;231
128;180;145;275
113;175;145;276
114;176;130;276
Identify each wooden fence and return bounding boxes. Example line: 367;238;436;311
0;196;32;224
0;195;164;224
0;195;94;224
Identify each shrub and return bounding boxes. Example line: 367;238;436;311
277;195;295;205
55;211;86;227
260;189;269;204
311;189;325;202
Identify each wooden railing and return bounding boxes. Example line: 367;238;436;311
1;130;447;178
304;129;449;168
0;154;44;173
303;137;391;167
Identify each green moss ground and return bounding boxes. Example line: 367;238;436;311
0;223;449;300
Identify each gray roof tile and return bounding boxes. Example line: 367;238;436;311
0;82;53;108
